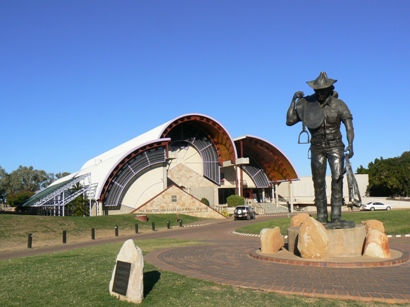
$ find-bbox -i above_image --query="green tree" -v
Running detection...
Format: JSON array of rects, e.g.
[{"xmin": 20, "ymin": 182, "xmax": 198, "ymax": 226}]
[
  {"xmin": 367, "ymin": 152, "xmax": 410, "ymax": 197},
  {"xmin": 355, "ymin": 165, "xmax": 368, "ymax": 174},
  {"xmin": 55, "ymin": 172, "xmax": 71, "ymax": 180},
  {"xmin": 1, "ymin": 165, "xmax": 72, "ymax": 208},
  {"xmin": 5, "ymin": 166, "xmax": 56, "ymax": 207},
  {"xmin": 0, "ymin": 166, "xmax": 9, "ymax": 203},
  {"xmin": 67, "ymin": 195, "xmax": 89, "ymax": 216},
  {"xmin": 6, "ymin": 190, "xmax": 35, "ymax": 207},
  {"xmin": 7, "ymin": 166, "xmax": 54, "ymax": 194}
]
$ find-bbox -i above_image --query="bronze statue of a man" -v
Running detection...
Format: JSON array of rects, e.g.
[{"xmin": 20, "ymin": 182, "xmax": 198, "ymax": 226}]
[{"xmin": 286, "ymin": 72, "xmax": 355, "ymax": 228}]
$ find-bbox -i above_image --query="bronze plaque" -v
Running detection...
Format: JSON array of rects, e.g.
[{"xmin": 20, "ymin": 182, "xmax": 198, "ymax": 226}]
[{"xmin": 112, "ymin": 260, "xmax": 132, "ymax": 296}]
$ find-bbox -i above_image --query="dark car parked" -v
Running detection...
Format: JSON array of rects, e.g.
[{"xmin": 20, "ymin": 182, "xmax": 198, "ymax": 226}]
[{"xmin": 234, "ymin": 205, "xmax": 256, "ymax": 220}]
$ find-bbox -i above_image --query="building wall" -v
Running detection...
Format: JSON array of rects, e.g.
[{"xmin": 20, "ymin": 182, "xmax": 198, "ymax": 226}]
[
  {"xmin": 221, "ymin": 166, "xmax": 236, "ymax": 186},
  {"xmin": 112, "ymin": 166, "xmax": 165, "ymax": 215},
  {"xmin": 168, "ymin": 163, "xmax": 216, "ymax": 199},
  {"xmin": 134, "ymin": 185, "xmax": 225, "ymax": 219},
  {"xmin": 240, "ymin": 167, "xmax": 257, "ymax": 189},
  {"xmin": 220, "ymin": 166, "xmax": 257, "ymax": 190},
  {"xmin": 168, "ymin": 145, "xmax": 203, "ymax": 175},
  {"xmin": 105, "ymin": 141, "xmax": 270, "ymax": 215},
  {"xmin": 110, "ymin": 145, "xmax": 226, "ymax": 214},
  {"xmin": 190, "ymin": 186, "xmax": 216, "ymax": 206},
  {"xmin": 277, "ymin": 174, "xmax": 369, "ymax": 204}
]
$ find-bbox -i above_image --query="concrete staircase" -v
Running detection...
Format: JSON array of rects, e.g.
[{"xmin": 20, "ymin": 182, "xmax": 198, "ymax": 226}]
[{"xmin": 257, "ymin": 202, "xmax": 289, "ymax": 214}]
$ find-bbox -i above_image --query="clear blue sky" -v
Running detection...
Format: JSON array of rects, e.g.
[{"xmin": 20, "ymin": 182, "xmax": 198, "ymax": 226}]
[{"xmin": 1, "ymin": 1, "xmax": 409, "ymax": 177}]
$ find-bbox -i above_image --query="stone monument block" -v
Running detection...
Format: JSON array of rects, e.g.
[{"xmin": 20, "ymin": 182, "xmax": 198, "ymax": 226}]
[
  {"xmin": 363, "ymin": 229, "xmax": 391, "ymax": 258},
  {"xmin": 297, "ymin": 217, "xmax": 330, "ymax": 259},
  {"xmin": 290, "ymin": 213, "xmax": 310, "ymax": 227},
  {"xmin": 109, "ymin": 239, "xmax": 144, "ymax": 304},
  {"xmin": 260, "ymin": 227, "xmax": 284, "ymax": 254}
]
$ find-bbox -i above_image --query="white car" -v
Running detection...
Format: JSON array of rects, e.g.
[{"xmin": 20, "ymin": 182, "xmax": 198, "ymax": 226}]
[{"xmin": 362, "ymin": 202, "xmax": 392, "ymax": 211}]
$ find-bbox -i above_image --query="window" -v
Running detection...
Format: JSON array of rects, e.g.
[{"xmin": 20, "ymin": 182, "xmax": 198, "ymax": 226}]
[{"xmin": 172, "ymin": 195, "xmax": 177, "ymax": 202}]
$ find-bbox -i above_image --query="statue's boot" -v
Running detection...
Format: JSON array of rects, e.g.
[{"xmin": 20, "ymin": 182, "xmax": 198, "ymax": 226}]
[
  {"xmin": 315, "ymin": 199, "xmax": 328, "ymax": 224},
  {"xmin": 326, "ymin": 202, "xmax": 355, "ymax": 229},
  {"xmin": 331, "ymin": 203, "xmax": 343, "ymax": 223}
]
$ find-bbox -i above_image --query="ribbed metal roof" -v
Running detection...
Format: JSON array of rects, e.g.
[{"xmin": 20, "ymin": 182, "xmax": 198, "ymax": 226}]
[{"xmin": 234, "ymin": 135, "xmax": 299, "ymax": 183}]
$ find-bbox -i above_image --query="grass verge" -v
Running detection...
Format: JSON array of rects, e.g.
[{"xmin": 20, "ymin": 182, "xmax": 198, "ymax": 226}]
[
  {"xmin": 0, "ymin": 214, "xmax": 206, "ymax": 251},
  {"xmin": 235, "ymin": 210, "xmax": 410, "ymax": 235}
]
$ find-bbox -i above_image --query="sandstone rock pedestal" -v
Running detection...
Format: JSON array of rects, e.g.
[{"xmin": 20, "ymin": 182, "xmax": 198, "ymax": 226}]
[
  {"xmin": 288, "ymin": 223, "xmax": 366, "ymax": 258},
  {"xmin": 260, "ymin": 227, "xmax": 284, "ymax": 254},
  {"xmin": 363, "ymin": 229, "xmax": 391, "ymax": 258},
  {"xmin": 362, "ymin": 219, "xmax": 385, "ymax": 234},
  {"xmin": 297, "ymin": 217, "xmax": 329, "ymax": 259},
  {"xmin": 290, "ymin": 213, "xmax": 311, "ymax": 228}
]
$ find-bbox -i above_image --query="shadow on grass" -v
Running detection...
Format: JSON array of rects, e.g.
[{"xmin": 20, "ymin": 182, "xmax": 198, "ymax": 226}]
[{"xmin": 144, "ymin": 270, "xmax": 161, "ymax": 296}]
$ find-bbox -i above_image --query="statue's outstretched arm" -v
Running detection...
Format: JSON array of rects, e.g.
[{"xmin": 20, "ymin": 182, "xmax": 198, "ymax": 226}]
[{"xmin": 286, "ymin": 91, "xmax": 303, "ymax": 126}]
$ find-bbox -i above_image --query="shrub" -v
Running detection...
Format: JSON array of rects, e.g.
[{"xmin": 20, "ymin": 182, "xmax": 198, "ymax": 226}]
[
  {"xmin": 67, "ymin": 196, "xmax": 89, "ymax": 216},
  {"xmin": 7, "ymin": 190, "xmax": 34, "ymax": 207},
  {"xmin": 220, "ymin": 209, "xmax": 230, "ymax": 217},
  {"xmin": 200, "ymin": 198, "xmax": 210, "ymax": 206},
  {"xmin": 227, "ymin": 194, "xmax": 244, "ymax": 207}
]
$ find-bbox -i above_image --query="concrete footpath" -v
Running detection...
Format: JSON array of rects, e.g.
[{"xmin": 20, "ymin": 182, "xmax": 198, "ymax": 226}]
[{"xmin": 1, "ymin": 215, "xmax": 410, "ymax": 304}]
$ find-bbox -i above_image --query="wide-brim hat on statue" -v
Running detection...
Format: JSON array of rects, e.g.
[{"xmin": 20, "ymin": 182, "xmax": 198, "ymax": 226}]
[{"xmin": 307, "ymin": 72, "xmax": 337, "ymax": 89}]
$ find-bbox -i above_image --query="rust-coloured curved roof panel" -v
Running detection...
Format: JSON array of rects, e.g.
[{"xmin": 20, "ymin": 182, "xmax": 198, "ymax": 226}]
[
  {"xmin": 234, "ymin": 135, "xmax": 299, "ymax": 183},
  {"xmin": 160, "ymin": 114, "xmax": 237, "ymax": 165}
]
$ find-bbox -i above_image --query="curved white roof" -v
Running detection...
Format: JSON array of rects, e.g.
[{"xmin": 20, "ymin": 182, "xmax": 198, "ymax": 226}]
[
  {"xmin": 30, "ymin": 113, "xmax": 299, "ymax": 211},
  {"xmin": 51, "ymin": 113, "xmax": 236, "ymax": 201}
]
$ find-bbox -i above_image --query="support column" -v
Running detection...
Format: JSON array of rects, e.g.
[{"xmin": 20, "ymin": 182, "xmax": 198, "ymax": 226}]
[
  {"xmin": 240, "ymin": 165, "xmax": 244, "ymax": 197},
  {"xmin": 289, "ymin": 180, "xmax": 294, "ymax": 213},
  {"xmin": 235, "ymin": 166, "xmax": 241, "ymax": 196},
  {"xmin": 274, "ymin": 183, "xmax": 279, "ymax": 207},
  {"xmin": 240, "ymin": 140, "xmax": 244, "ymax": 197},
  {"xmin": 94, "ymin": 200, "xmax": 100, "ymax": 216}
]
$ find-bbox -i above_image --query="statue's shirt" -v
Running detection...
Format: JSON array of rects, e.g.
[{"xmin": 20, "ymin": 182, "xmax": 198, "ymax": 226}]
[{"xmin": 296, "ymin": 94, "xmax": 352, "ymax": 145}]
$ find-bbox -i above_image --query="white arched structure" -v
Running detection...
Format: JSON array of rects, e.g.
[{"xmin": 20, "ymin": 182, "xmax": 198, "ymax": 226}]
[{"xmin": 23, "ymin": 113, "xmax": 299, "ymax": 216}]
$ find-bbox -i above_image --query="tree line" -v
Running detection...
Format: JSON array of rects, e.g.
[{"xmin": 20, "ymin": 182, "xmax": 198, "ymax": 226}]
[
  {"xmin": 0, "ymin": 166, "xmax": 70, "ymax": 207},
  {"xmin": 356, "ymin": 151, "xmax": 410, "ymax": 197},
  {"xmin": 1, "ymin": 151, "xmax": 409, "ymax": 208}
]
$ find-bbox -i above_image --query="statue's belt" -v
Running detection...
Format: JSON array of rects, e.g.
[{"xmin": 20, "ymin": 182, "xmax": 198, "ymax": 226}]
[
  {"xmin": 311, "ymin": 138, "xmax": 343, "ymax": 148},
  {"xmin": 311, "ymin": 132, "xmax": 343, "ymax": 141},
  {"xmin": 295, "ymin": 99, "xmax": 324, "ymax": 129}
]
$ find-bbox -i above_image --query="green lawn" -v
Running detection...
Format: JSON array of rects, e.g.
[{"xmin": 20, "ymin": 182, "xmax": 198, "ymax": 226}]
[
  {"xmin": 235, "ymin": 210, "xmax": 410, "ymax": 235},
  {"xmin": 0, "ymin": 213, "xmax": 206, "ymax": 251},
  {"xmin": 0, "ymin": 239, "xmax": 389, "ymax": 307}
]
